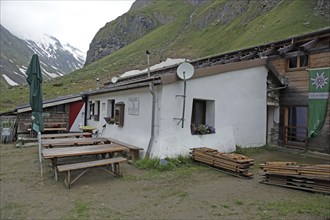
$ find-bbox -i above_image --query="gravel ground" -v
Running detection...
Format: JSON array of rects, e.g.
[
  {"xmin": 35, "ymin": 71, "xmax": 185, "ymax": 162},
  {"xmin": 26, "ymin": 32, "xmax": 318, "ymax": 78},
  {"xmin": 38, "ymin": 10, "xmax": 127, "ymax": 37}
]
[{"xmin": 1, "ymin": 143, "xmax": 330, "ymax": 220}]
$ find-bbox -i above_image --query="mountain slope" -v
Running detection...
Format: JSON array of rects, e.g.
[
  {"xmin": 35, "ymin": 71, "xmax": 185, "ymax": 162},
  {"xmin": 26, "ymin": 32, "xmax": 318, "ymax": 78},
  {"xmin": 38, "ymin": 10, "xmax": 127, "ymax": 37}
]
[
  {"xmin": 0, "ymin": 25, "xmax": 85, "ymax": 85},
  {"xmin": 1, "ymin": 0, "xmax": 329, "ymax": 112},
  {"xmin": 85, "ymin": 0, "xmax": 329, "ymax": 65}
]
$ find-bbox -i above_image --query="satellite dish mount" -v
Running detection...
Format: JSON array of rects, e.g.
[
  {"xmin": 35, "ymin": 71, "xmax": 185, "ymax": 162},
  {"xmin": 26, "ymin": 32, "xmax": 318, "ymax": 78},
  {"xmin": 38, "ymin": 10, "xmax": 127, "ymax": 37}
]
[{"xmin": 174, "ymin": 62, "xmax": 195, "ymax": 128}]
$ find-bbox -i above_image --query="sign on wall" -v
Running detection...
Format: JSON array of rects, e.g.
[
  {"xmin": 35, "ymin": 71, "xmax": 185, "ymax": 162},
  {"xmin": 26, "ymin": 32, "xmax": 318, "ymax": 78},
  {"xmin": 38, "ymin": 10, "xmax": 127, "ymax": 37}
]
[{"xmin": 128, "ymin": 97, "xmax": 140, "ymax": 115}]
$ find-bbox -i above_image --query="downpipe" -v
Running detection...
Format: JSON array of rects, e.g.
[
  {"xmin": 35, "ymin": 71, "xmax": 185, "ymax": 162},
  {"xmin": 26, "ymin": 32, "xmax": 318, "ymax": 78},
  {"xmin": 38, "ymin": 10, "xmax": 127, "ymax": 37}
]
[{"xmin": 145, "ymin": 82, "xmax": 156, "ymax": 158}]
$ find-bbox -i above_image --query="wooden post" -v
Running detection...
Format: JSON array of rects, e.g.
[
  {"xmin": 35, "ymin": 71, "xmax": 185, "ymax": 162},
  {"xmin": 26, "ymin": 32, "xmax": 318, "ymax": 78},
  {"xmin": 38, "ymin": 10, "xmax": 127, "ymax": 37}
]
[{"xmin": 38, "ymin": 132, "xmax": 43, "ymax": 175}]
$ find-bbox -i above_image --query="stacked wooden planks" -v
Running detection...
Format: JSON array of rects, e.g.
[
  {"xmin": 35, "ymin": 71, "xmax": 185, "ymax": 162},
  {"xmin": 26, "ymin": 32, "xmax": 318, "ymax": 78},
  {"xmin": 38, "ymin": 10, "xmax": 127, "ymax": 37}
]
[
  {"xmin": 259, "ymin": 162, "xmax": 330, "ymax": 194},
  {"xmin": 191, "ymin": 147, "xmax": 254, "ymax": 177}
]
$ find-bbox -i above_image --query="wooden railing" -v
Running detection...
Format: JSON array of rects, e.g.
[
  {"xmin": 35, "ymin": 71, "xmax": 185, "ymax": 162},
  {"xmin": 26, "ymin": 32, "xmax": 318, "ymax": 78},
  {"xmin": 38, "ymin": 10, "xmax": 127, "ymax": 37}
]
[{"xmin": 284, "ymin": 125, "xmax": 307, "ymax": 145}]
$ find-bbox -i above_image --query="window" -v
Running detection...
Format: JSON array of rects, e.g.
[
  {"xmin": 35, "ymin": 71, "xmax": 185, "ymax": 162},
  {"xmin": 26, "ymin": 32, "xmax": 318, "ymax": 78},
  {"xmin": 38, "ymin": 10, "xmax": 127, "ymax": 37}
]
[
  {"xmin": 94, "ymin": 100, "xmax": 100, "ymax": 121},
  {"xmin": 191, "ymin": 99, "xmax": 215, "ymax": 135},
  {"xmin": 88, "ymin": 102, "xmax": 94, "ymax": 119},
  {"xmin": 107, "ymin": 99, "xmax": 115, "ymax": 118},
  {"xmin": 55, "ymin": 104, "xmax": 65, "ymax": 113},
  {"xmin": 283, "ymin": 106, "xmax": 307, "ymax": 145},
  {"xmin": 191, "ymin": 100, "xmax": 206, "ymax": 126},
  {"xmin": 287, "ymin": 55, "xmax": 309, "ymax": 69}
]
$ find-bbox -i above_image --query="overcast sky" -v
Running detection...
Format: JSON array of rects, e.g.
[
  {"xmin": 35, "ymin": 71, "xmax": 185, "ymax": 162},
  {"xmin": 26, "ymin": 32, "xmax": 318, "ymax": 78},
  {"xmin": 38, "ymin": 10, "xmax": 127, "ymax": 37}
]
[{"xmin": 0, "ymin": 0, "xmax": 135, "ymax": 53}]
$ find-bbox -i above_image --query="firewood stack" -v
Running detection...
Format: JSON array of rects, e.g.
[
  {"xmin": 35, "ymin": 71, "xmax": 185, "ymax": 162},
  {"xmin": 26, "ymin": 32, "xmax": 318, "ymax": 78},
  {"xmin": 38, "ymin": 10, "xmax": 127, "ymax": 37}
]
[
  {"xmin": 259, "ymin": 162, "xmax": 330, "ymax": 194},
  {"xmin": 190, "ymin": 147, "xmax": 254, "ymax": 177}
]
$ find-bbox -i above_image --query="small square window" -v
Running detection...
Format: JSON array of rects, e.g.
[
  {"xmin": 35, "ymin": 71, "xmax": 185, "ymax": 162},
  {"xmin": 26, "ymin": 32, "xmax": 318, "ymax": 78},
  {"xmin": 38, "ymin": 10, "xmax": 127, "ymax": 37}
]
[{"xmin": 287, "ymin": 54, "xmax": 309, "ymax": 69}]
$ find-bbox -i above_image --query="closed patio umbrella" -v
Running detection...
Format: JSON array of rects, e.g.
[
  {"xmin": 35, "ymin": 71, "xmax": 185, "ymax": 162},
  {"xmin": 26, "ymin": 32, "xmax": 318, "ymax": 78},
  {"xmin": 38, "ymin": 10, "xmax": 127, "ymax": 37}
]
[
  {"xmin": 26, "ymin": 54, "xmax": 44, "ymax": 174},
  {"xmin": 26, "ymin": 54, "xmax": 44, "ymax": 133}
]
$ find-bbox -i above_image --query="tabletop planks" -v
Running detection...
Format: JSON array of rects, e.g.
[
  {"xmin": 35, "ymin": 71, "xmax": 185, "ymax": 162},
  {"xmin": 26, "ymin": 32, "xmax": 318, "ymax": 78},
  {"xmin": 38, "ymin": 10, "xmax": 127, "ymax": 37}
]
[{"xmin": 42, "ymin": 144, "xmax": 127, "ymax": 159}]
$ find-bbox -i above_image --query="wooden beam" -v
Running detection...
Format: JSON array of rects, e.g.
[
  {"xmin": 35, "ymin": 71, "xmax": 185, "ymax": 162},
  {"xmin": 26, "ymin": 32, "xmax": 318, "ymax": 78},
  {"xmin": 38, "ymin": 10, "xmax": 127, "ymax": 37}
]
[
  {"xmin": 259, "ymin": 47, "xmax": 275, "ymax": 57},
  {"xmin": 278, "ymin": 44, "xmax": 295, "ymax": 55},
  {"xmin": 283, "ymin": 51, "xmax": 307, "ymax": 58},
  {"xmin": 240, "ymin": 51, "xmax": 257, "ymax": 61},
  {"xmin": 224, "ymin": 56, "xmax": 239, "ymax": 63},
  {"xmin": 299, "ymin": 38, "xmax": 319, "ymax": 51}
]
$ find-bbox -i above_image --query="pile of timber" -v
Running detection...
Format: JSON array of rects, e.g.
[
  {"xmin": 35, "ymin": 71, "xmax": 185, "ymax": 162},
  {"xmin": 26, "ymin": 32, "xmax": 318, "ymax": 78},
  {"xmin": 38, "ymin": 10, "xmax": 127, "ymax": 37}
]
[
  {"xmin": 259, "ymin": 162, "xmax": 330, "ymax": 194},
  {"xmin": 190, "ymin": 147, "xmax": 254, "ymax": 177}
]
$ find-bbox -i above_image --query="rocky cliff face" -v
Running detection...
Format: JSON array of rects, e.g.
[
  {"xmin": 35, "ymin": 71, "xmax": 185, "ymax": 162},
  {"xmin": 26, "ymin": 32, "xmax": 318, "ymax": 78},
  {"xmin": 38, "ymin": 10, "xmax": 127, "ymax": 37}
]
[
  {"xmin": 85, "ymin": 0, "xmax": 211, "ymax": 66},
  {"xmin": 85, "ymin": 12, "xmax": 159, "ymax": 66}
]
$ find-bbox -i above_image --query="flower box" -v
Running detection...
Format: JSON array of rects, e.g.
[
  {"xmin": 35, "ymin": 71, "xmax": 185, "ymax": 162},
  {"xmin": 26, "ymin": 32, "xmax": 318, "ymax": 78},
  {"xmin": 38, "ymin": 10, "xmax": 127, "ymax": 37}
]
[{"xmin": 104, "ymin": 117, "xmax": 115, "ymax": 124}]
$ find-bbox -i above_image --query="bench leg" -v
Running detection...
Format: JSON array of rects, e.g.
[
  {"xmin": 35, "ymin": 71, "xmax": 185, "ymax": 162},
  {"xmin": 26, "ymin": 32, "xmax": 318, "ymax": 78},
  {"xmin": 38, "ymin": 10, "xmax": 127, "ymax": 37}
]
[
  {"xmin": 51, "ymin": 158, "xmax": 58, "ymax": 181},
  {"xmin": 102, "ymin": 163, "xmax": 123, "ymax": 177},
  {"xmin": 64, "ymin": 168, "xmax": 89, "ymax": 189},
  {"xmin": 113, "ymin": 163, "xmax": 122, "ymax": 177},
  {"xmin": 130, "ymin": 150, "xmax": 139, "ymax": 161},
  {"xmin": 64, "ymin": 170, "xmax": 71, "ymax": 189}
]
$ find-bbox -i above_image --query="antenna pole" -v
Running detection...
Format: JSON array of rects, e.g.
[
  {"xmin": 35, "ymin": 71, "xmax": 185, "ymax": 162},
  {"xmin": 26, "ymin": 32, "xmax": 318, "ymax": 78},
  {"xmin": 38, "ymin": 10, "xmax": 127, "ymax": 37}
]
[
  {"xmin": 181, "ymin": 72, "xmax": 186, "ymax": 128},
  {"xmin": 146, "ymin": 50, "xmax": 150, "ymax": 78}
]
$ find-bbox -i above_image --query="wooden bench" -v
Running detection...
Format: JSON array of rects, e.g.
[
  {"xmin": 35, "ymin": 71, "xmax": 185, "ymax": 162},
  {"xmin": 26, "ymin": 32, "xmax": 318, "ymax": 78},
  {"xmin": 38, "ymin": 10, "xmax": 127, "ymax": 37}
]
[
  {"xmin": 41, "ymin": 132, "xmax": 92, "ymax": 139},
  {"xmin": 28, "ymin": 127, "xmax": 67, "ymax": 132},
  {"xmin": 57, "ymin": 157, "xmax": 127, "ymax": 189},
  {"xmin": 106, "ymin": 138, "xmax": 143, "ymax": 161},
  {"xmin": 27, "ymin": 122, "xmax": 67, "ymax": 135}
]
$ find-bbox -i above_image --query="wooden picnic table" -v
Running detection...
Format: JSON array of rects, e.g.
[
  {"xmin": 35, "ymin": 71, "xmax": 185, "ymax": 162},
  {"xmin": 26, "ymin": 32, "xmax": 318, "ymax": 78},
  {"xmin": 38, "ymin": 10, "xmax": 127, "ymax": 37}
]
[
  {"xmin": 42, "ymin": 144, "xmax": 127, "ymax": 180},
  {"xmin": 26, "ymin": 122, "xmax": 68, "ymax": 136},
  {"xmin": 41, "ymin": 137, "xmax": 110, "ymax": 148},
  {"xmin": 41, "ymin": 132, "xmax": 92, "ymax": 139}
]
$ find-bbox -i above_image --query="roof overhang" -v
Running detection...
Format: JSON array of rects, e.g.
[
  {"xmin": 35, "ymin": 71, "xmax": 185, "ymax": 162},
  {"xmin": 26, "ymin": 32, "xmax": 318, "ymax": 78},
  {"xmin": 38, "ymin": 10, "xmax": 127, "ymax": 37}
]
[
  {"xmin": 86, "ymin": 78, "xmax": 162, "ymax": 97},
  {"xmin": 16, "ymin": 96, "xmax": 83, "ymax": 113},
  {"xmin": 161, "ymin": 58, "xmax": 283, "ymax": 85}
]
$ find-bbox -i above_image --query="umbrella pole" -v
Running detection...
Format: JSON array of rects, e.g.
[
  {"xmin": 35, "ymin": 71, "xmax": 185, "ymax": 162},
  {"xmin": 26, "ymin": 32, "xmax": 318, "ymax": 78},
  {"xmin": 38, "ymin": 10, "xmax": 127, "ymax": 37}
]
[{"xmin": 38, "ymin": 132, "xmax": 43, "ymax": 175}]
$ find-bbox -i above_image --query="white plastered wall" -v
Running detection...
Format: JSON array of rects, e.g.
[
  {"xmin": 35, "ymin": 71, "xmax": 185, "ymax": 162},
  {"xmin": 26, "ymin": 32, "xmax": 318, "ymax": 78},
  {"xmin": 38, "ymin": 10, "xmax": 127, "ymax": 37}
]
[
  {"xmin": 87, "ymin": 65, "xmax": 268, "ymax": 158},
  {"xmin": 87, "ymin": 87, "xmax": 158, "ymax": 153},
  {"xmin": 151, "ymin": 65, "xmax": 268, "ymax": 158}
]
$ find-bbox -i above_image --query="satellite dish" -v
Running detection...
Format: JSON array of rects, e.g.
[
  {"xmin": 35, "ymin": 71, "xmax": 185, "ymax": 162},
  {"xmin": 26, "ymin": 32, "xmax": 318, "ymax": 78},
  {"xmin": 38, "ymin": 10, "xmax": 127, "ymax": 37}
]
[
  {"xmin": 177, "ymin": 62, "xmax": 195, "ymax": 80},
  {"xmin": 111, "ymin": 76, "xmax": 118, "ymax": 83}
]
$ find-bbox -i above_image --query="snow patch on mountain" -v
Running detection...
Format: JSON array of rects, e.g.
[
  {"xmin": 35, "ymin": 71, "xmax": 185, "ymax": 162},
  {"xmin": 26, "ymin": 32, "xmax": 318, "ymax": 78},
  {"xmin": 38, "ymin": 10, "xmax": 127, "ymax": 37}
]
[
  {"xmin": 2, "ymin": 74, "xmax": 19, "ymax": 86},
  {"xmin": 1, "ymin": 24, "xmax": 85, "ymax": 86}
]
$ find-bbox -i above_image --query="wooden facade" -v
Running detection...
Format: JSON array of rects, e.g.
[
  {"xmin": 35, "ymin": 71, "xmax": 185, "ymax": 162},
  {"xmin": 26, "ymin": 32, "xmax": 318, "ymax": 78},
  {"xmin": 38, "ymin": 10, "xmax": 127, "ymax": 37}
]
[
  {"xmin": 270, "ymin": 34, "xmax": 330, "ymax": 153},
  {"xmin": 17, "ymin": 105, "xmax": 69, "ymax": 134},
  {"xmin": 15, "ymin": 94, "xmax": 85, "ymax": 135}
]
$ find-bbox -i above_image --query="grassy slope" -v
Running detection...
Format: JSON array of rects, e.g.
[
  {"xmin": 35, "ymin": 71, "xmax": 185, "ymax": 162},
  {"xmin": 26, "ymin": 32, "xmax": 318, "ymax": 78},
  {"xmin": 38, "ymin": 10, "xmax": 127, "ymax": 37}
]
[{"xmin": 1, "ymin": 0, "xmax": 329, "ymax": 113}]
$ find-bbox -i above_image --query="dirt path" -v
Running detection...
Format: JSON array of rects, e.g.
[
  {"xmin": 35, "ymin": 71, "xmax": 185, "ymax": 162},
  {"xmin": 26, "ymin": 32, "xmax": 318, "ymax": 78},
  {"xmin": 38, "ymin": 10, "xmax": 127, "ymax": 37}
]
[{"xmin": 1, "ymin": 144, "xmax": 329, "ymax": 219}]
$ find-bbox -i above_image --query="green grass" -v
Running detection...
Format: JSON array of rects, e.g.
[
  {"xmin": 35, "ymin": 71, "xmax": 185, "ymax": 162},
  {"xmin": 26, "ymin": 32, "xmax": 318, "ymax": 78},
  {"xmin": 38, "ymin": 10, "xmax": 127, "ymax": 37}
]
[
  {"xmin": 123, "ymin": 155, "xmax": 205, "ymax": 181},
  {"xmin": 67, "ymin": 202, "xmax": 90, "ymax": 220},
  {"xmin": 133, "ymin": 155, "xmax": 195, "ymax": 171},
  {"xmin": 234, "ymin": 145, "xmax": 276, "ymax": 156},
  {"xmin": 257, "ymin": 194, "xmax": 330, "ymax": 219}
]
